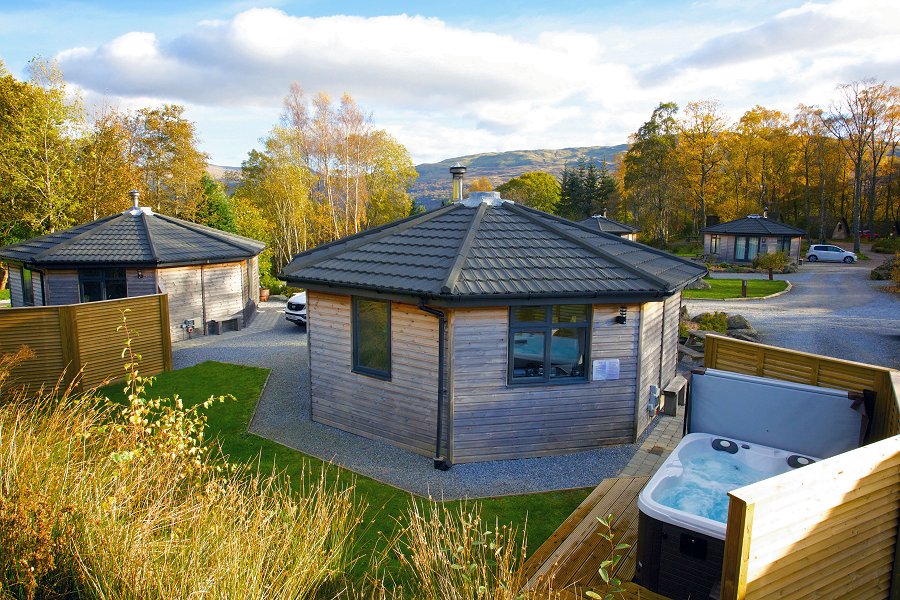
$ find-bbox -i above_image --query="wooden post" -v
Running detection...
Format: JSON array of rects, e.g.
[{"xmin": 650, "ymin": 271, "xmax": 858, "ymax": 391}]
[
  {"xmin": 58, "ymin": 305, "xmax": 81, "ymax": 392},
  {"xmin": 158, "ymin": 294, "xmax": 173, "ymax": 372},
  {"xmin": 720, "ymin": 497, "xmax": 754, "ymax": 600},
  {"xmin": 741, "ymin": 279, "xmax": 747, "ymax": 297}
]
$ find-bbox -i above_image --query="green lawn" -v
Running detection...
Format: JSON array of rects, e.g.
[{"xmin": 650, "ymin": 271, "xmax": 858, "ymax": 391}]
[
  {"xmin": 682, "ymin": 278, "xmax": 788, "ymax": 299},
  {"xmin": 98, "ymin": 362, "xmax": 589, "ymax": 582},
  {"xmin": 0, "ymin": 289, "xmax": 8, "ymax": 300}
]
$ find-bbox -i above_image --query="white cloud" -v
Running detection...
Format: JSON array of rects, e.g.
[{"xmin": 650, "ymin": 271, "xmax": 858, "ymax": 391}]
[{"xmin": 51, "ymin": 2, "xmax": 900, "ymax": 165}]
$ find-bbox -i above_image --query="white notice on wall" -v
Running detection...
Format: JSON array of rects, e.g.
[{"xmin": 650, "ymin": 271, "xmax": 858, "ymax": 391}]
[{"xmin": 592, "ymin": 359, "xmax": 620, "ymax": 381}]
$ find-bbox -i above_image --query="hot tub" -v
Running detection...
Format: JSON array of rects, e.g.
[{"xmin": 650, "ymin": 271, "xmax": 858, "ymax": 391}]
[{"xmin": 634, "ymin": 432, "xmax": 818, "ymax": 599}]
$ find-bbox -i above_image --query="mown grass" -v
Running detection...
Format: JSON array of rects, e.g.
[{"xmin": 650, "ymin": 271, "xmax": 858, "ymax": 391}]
[
  {"xmin": 0, "ymin": 289, "xmax": 9, "ymax": 300},
  {"xmin": 682, "ymin": 278, "xmax": 788, "ymax": 299},
  {"xmin": 97, "ymin": 362, "xmax": 591, "ymax": 586}
]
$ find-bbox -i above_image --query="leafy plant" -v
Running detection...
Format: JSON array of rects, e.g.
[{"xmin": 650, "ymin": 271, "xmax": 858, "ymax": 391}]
[
  {"xmin": 695, "ymin": 311, "xmax": 728, "ymax": 333},
  {"xmin": 586, "ymin": 513, "xmax": 630, "ymax": 600},
  {"xmin": 872, "ymin": 237, "xmax": 900, "ymax": 253},
  {"xmin": 752, "ymin": 251, "xmax": 788, "ymax": 280}
]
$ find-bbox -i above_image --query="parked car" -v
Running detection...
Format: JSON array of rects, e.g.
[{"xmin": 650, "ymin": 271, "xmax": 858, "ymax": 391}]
[
  {"xmin": 285, "ymin": 291, "xmax": 307, "ymax": 326},
  {"xmin": 859, "ymin": 230, "xmax": 879, "ymax": 241},
  {"xmin": 806, "ymin": 245, "xmax": 857, "ymax": 263}
]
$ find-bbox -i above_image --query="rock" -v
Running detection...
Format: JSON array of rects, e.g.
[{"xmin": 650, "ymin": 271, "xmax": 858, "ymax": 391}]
[
  {"xmin": 686, "ymin": 278, "xmax": 712, "ymax": 290},
  {"xmin": 728, "ymin": 328, "xmax": 761, "ymax": 342},
  {"xmin": 870, "ymin": 258, "xmax": 897, "ymax": 281},
  {"xmin": 726, "ymin": 314, "xmax": 752, "ymax": 330},
  {"xmin": 680, "ymin": 305, "xmax": 689, "ymax": 320},
  {"xmin": 783, "ymin": 263, "xmax": 799, "ymax": 273}
]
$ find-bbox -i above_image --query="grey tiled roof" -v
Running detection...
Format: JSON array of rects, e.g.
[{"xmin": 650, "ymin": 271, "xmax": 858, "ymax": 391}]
[
  {"xmin": 703, "ymin": 216, "xmax": 807, "ymax": 236},
  {"xmin": 578, "ymin": 215, "xmax": 639, "ymax": 235},
  {"xmin": 281, "ymin": 196, "xmax": 706, "ymax": 302},
  {"xmin": 0, "ymin": 208, "xmax": 265, "ymax": 266}
]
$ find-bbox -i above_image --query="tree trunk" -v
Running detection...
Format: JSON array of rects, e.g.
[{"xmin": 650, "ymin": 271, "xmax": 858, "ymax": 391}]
[{"xmin": 852, "ymin": 158, "xmax": 863, "ymax": 253}]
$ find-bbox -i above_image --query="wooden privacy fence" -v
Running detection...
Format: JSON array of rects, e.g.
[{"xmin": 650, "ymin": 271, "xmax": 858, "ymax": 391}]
[
  {"xmin": 0, "ymin": 294, "xmax": 172, "ymax": 393},
  {"xmin": 704, "ymin": 334, "xmax": 900, "ymax": 599},
  {"xmin": 704, "ymin": 334, "xmax": 900, "ymax": 441}
]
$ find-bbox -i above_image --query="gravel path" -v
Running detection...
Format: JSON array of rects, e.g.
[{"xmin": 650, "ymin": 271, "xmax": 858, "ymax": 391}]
[
  {"xmin": 686, "ymin": 251, "xmax": 900, "ymax": 369},
  {"xmin": 174, "ymin": 301, "xmax": 658, "ymax": 500}
]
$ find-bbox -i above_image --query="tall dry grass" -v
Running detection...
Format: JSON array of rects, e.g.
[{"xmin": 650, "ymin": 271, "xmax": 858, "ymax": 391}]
[{"xmin": 0, "ymin": 351, "xmax": 361, "ymax": 600}]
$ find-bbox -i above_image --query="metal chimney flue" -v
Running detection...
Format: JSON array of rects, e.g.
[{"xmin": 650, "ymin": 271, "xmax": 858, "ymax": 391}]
[
  {"xmin": 449, "ymin": 164, "xmax": 466, "ymax": 202},
  {"xmin": 129, "ymin": 189, "xmax": 140, "ymax": 208}
]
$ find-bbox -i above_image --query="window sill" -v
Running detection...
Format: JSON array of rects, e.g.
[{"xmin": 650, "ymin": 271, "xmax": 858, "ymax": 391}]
[
  {"xmin": 352, "ymin": 368, "xmax": 392, "ymax": 382},
  {"xmin": 507, "ymin": 377, "xmax": 590, "ymax": 388}
]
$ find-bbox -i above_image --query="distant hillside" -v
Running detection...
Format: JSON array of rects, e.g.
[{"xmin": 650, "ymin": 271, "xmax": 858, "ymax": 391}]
[{"xmin": 411, "ymin": 145, "xmax": 628, "ymax": 209}]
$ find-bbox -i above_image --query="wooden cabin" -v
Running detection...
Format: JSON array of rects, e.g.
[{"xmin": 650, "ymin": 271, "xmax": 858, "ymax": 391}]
[
  {"xmin": 702, "ymin": 214, "xmax": 805, "ymax": 264},
  {"xmin": 578, "ymin": 213, "xmax": 640, "ymax": 241},
  {"xmin": 0, "ymin": 193, "xmax": 265, "ymax": 341},
  {"xmin": 281, "ymin": 192, "xmax": 707, "ymax": 467}
]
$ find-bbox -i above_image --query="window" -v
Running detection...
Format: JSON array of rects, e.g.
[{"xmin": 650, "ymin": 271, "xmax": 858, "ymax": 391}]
[
  {"xmin": 21, "ymin": 268, "xmax": 34, "ymax": 306},
  {"xmin": 79, "ymin": 268, "xmax": 127, "ymax": 302},
  {"xmin": 777, "ymin": 237, "xmax": 791, "ymax": 253},
  {"xmin": 734, "ymin": 236, "xmax": 760, "ymax": 261},
  {"xmin": 352, "ymin": 297, "xmax": 391, "ymax": 379},
  {"xmin": 709, "ymin": 234, "xmax": 720, "ymax": 254},
  {"xmin": 509, "ymin": 304, "xmax": 590, "ymax": 385}
]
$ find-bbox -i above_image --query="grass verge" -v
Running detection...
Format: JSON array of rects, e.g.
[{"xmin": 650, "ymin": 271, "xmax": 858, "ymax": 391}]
[
  {"xmin": 683, "ymin": 278, "xmax": 788, "ymax": 300},
  {"xmin": 97, "ymin": 361, "xmax": 591, "ymax": 586}
]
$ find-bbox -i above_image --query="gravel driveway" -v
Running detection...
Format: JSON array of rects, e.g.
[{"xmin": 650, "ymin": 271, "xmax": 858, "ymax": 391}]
[
  {"xmin": 173, "ymin": 301, "xmax": 655, "ymax": 499},
  {"xmin": 685, "ymin": 252, "xmax": 899, "ymax": 369}
]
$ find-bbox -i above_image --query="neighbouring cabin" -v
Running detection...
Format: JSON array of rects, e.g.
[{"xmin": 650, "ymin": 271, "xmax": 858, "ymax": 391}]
[
  {"xmin": 578, "ymin": 214, "xmax": 640, "ymax": 241},
  {"xmin": 702, "ymin": 214, "xmax": 806, "ymax": 264},
  {"xmin": 282, "ymin": 191, "xmax": 706, "ymax": 466},
  {"xmin": 0, "ymin": 193, "xmax": 265, "ymax": 341}
]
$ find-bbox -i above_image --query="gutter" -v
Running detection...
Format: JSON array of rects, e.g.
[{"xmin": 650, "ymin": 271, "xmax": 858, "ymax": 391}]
[{"xmin": 418, "ymin": 301, "xmax": 451, "ymax": 471}]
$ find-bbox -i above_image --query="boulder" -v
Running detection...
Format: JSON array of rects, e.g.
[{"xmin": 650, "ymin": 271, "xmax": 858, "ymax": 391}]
[
  {"xmin": 870, "ymin": 258, "xmax": 897, "ymax": 281},
  {"xmin": 726, "ymin": 314, "xmax": 752, "ymax": 330},
  {"xmin": 686, "ymin": 278, "xmax": 712, "ymax": 290},
  {"xmin": 728, "ymin": 328, "xmax": 761, "ymax": 342},
  {"xmin": 783, "ymin": 263, "xmax": 799, "ymax": 273},
  {"xmin": 679, "ymin": 305, "xmax": 689, "ymax": 321}
]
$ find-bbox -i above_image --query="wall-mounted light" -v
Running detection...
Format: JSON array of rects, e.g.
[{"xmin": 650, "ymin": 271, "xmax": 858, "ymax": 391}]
[
  {"xmin": 615, "ymin": 306, "xmax": 627, "ymax": 325},
  {"xmin": 136, "ymin": 269, "xmax": 144, "ymax": 279}
]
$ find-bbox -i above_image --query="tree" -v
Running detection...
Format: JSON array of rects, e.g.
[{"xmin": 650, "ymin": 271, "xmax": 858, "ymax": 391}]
[
  {"xmin": 496, "ymin": 172, "xmax": 560, "ymax": 212},
  {"xmin": 197, "ymin": 173, "xmax": 236, "ymax": 232},
  {"xmin": 467, "ymin": 176, "xmax": 493, "ymax": 195},
  {"xmin": 364, "ymin": 129, "xmax": 417, "ymax": 227},
  {"xmin": 822, "ymin": 80, "xmax": 880, "ymax": 253},
  {"xmin": 623, "ymin": 102, "xmax": 680, "ymax": 245},
  {"xmin": 752, "ymin": 251, "xmax": 789, "ymax": 280},
  {"xmin": 678, "ymin": 100, "xmax": 727, "ymax": 233}
]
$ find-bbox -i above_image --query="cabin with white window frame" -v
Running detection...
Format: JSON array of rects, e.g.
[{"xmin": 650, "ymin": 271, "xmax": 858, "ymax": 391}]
[
  {"xmin": 702, "ymin": 214, "xmax": 806, "ymax": 265},
  {"xmin": 0, "ymin": 191, "xmax": 266, "ymax": 340},
  {"xmin": 281, "ymin": 181, "xmax": 706, "ymax": 468}
]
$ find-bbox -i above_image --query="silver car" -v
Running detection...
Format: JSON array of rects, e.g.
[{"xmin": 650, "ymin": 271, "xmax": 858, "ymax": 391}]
[
  {"xmin": 285, "ymin": 291, "xmax": 307, "ymax": 326},
  {"xmin": 806, "ymin": 244, "xmax": 857, "ymax": 263}
]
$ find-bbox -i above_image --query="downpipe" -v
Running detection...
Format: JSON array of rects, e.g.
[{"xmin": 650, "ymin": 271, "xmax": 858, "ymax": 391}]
[{"xmin": 418, "ymin": 302, "xmax": 451, "ymax": 470}]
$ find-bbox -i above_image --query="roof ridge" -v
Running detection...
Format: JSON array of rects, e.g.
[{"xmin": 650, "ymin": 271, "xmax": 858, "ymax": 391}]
[
  {"xmin": 440, "ymin": 201, "xmax": 488, "ymax": 294},
  {"xmin": 503, "ymin": 203, "xmax": 673, "ymax": 291},
  {"xmin": 281, "ymin": 203, "xmax": 463, "ymax": 276},
  {"xmin": 152, "ymin": 213, "xmax": 264, "ymax": 254},
  {"xmin": 513, "ymin": 204, "xmax": 705, "ymax": 278},
  {"xmin": 140, "ymin": 212, "xmax": 161, "ymax": 263},
  {"xmin": 31, "ymin": 213, "xmax": 124, "ymax": 262}
]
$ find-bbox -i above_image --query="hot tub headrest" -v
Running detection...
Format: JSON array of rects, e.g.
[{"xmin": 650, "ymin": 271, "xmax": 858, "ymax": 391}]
[{"xmin": 687, "ymin": 369, "xmax": 867, "ymax": 458}]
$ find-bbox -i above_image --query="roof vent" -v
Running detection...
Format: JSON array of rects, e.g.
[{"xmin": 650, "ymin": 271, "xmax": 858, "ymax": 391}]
[
  {"xmin": 747, "ymin": 214, "xmax": 762, "ymax": 219},
  {"xmin": 449, "ymin": 164, "xmax": 467, "ymax": 202},
  {"xmin": 124, "ymin": 189, "xmax": 153, "ymax": 216},
  {"xmin": 461, "ymin": 191, "xmax": 507, "ymax": 207}
]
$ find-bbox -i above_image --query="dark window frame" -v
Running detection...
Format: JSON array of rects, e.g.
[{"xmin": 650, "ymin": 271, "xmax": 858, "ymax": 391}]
[
  {"xmin": 508, "ymin": 304, "xmax": 592, "ymax": 386},
  {"xmin": 79, "ymin": 268, "xmax": 127, "ymax": 303},
  {"xmin": 709, "ymin": 234, "xmax": 720, "ymax": 254},
  {"xmin": 21, "ymin": 267, "xmax": 34, "ymax": 306},
  {"xmin": 776, "ymin": 237, "xmax": 792, "ymax": 254},
  {"xmin": 351, "ymin": 296, "xmax": 392, "ymax": 381},
  {"xmin": 734, "ymin": 236, "xmax": 761, "ymax": 262}
]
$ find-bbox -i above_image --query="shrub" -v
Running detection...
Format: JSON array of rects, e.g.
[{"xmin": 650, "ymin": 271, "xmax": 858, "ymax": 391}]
[
  {"xmin": 752, "ymin": 251, "xmax": 789, "ymax": 280},
  {"xmin": 872, "ymin": 238, "xmax": 900, "ymax": 253},
  {"xmin": 694, "ymin": 311, "xmax": 728, "ymax": 333},
  {"xmin": 893, "ymin": 253, "xmax": 900, "ymax": 290}
]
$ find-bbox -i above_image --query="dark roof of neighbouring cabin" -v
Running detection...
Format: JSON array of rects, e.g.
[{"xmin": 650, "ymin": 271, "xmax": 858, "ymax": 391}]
[
  {"xmin": 578, "ymin": 215, "xmax": 640, "ymax": 235},
  {"xmin": 0, "ymin": 207, "xmax": 265, "ymax": 267},
  {"xmin": 281, "ymin": 193, "xmax": 706, "ymax": 304},
  {"xmin": 702, "ymin": 215, "xmax": 807, "ymax": 236}
]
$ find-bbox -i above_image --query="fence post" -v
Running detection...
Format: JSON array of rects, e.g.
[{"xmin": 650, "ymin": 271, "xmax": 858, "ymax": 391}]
[
  {"xmin": 741, "ymin": 280, "xmax": 747, "ymax": 297},
  {"xmin": 58, "ymin": 305, "xmax": 81, "ymax": 392},
  {"xmin": 158, "ymin": 294, "xmax": 173, "ymax": 372}
]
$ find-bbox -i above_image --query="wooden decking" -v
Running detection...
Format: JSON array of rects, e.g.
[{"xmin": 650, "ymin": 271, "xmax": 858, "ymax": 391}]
[{"xmin": 522, "ymin": 476, "xmax": 669, "ymax": 600}]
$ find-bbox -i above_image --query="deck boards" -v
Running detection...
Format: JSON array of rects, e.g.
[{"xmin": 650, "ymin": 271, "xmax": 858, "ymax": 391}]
[{"xmin": 523, "ymin": 476, "xmax": 667, "ymax": 600}]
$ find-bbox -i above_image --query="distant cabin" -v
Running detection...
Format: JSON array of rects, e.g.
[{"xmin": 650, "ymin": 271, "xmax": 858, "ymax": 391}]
[
  {"xmin": 578, "ymin": 214, "xmax": 640, "ymax": 241},
  {"xmin": 281, "ymin": 191, "xmax": 706, "ymax": 467},
  {"xmin": 702, "ymin": 215, "xmax": 806, "ymax": 264},
  {"xmin": 0, "ymin": 193, "xmax": 266, "ymax": 340}
]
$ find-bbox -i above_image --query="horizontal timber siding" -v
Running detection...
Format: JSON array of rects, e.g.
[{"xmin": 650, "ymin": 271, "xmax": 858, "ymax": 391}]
[
  {"xmin": 308, "ymin": 292, "xmax": 441, "ymax": 457},
  {"xmin": 126, "ymin": 268, "xmax": 157, "ymax": 297},
  {"xmin": 45, "ymin": 270, "xmax": 80, "ymax": 305},
  {"xmin": 8, "ymin": 267, "xmax": 23, "ymax": 307},
  {"xmin": 636, "ymin": 300, "xmax": 663, "ymax": 436},
  {"xmin": 721, "ymin": 434, "xmax": 900, "ymax": 600},
  {"xmin": 201, "ymin": 263, "xmax": 245, "ymax": 325},
  {"xmin": 449, "ymin": 305, "xmax": 640, "ymax": 463},
  {"xmin": 157, "ymin": 267, "xmax": 204, "ymax": 340},
  {"xmin": 0, "ymin": 294, "xmax": 172, "ymax": 392}
]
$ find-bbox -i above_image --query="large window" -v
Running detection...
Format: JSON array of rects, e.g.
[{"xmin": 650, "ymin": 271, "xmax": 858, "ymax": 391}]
[
  {"xmin": 79, "ymin": 268, "xmax": 127, "ymax": 302},
  {"xmin": 709, "ymin": 234, "xmax": 720, "ymax": 254},
  {"xmin": 734, "ymin": 236, "xmax": 760, "ymax": 262},
  {"xmin": 509, "ymin": 304, "xmax": 590, "ymax": 385},
  {"xmin": 352, "ymin": 297, "xmax": 391, "ymax": 380},
  {"xmin": 777, "ymin": 237, "xmax": 792, "ymax": 254}
]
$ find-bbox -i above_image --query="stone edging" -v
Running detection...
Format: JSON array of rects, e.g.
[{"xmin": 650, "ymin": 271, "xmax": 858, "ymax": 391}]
[{"xmin": 688, "ymin": 281, "xmax": 792, "ymax": 302}]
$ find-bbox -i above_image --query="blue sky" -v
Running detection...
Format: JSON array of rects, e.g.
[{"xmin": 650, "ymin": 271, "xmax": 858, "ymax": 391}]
[{"xmin": 2, "ymin": 1, "xmax": 898, "ymax": 166}]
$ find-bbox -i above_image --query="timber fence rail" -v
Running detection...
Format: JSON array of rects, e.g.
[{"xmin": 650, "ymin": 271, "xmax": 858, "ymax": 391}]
[{"xmin": 0, "ymin": 294, "xmax": 172, "ymax": 393}]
